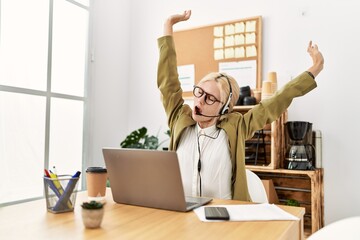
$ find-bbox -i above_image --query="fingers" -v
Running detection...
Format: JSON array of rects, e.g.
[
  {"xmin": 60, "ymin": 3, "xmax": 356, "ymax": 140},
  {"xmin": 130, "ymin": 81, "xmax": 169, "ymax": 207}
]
[
  {"xmin": 308, "ymin": 41, "xmax": 313, "ymax": 51},
  {"xmin": 180, "ymin": 10, "xmax": 191, "ymax": 22},
  {"xmin": 184, "ymin": 10, "xmax": 191, "ymax": 19},
  {"xmin": 307, "ymin": 41, "xmax": 314, "ymax": 53},
  {"xmin": 307, "ymin": 41, "xmax": 319, "ymax": 55},
  {"xmin": 168, "ymin": 10, "xmax": 192, "ymax": 25}
]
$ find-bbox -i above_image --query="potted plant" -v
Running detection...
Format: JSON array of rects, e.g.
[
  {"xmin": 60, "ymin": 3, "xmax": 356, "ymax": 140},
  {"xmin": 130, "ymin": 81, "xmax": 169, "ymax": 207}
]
[
  {"xmin": 286, "ymin": 199, "xmax": 300, "ymax": 207},
  {"xmin": 81, "ymin": 201, "xmax": 104, "ymax": 229},
  {"xmin": 120, "ymin": 126, "xmax": 170, "ymax": 150}
]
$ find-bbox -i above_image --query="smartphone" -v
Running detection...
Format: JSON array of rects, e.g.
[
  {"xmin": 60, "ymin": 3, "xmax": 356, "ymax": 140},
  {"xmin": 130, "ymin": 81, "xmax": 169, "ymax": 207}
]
[{"xmin": 204, "ymin": 207, "xmax": 230, "ymax": 220}]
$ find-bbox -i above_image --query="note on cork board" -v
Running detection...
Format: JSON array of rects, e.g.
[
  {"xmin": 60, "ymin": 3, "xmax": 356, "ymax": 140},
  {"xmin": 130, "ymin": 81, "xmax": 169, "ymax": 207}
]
[{"xmin": 173, "ymin": 16, "xmax": 262, "ymax": 98}]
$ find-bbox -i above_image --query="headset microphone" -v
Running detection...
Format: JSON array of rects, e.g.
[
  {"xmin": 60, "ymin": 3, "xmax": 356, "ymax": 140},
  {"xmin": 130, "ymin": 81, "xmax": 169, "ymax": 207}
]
[{"xmin": 196, "ymin": 112, "xmax": 221, "ymax": 118}]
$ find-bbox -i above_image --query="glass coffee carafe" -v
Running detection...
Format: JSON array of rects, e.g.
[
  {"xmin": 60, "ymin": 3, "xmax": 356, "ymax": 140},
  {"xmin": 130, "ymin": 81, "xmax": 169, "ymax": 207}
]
[{"xmin": 284, "ymin": 121, "xmax": 315, "ymax": 170}]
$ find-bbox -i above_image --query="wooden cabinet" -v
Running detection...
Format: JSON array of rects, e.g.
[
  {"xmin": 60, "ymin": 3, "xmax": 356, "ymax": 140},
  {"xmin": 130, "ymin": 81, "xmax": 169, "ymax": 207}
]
[
  {"xmin": 233, "ymin": 106, "xmax": 287, "ymax": 169},
  {"xmin": 247, "ymin": 168, "xmax": 324, "ymax": 237}
]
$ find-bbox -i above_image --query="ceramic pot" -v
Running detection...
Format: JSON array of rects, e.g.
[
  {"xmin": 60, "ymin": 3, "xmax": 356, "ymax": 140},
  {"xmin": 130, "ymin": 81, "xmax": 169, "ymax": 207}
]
[{"xmin": 81, "ymin": 208, "xmax": 105, "ymax": 229}]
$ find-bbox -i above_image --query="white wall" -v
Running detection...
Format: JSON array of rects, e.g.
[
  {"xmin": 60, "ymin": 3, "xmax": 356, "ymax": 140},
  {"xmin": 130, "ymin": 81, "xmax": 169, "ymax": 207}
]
[
  {"xmin": 90, "ymin": 0, "xmax": 360, "ymax": 225},
  {"xmin": 87, "ymin": 0, "xmax": 131, "ymax": 167}
]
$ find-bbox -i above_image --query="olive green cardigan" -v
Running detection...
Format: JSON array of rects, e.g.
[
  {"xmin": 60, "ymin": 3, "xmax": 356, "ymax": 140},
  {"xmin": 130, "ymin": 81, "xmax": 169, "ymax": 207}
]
[{"xmin": 157, "ymin": 35, "xmax": 317, "ymax": 201}]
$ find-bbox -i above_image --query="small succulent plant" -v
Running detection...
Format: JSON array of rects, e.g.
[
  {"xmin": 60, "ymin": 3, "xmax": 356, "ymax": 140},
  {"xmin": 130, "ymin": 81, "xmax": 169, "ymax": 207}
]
[{"xmin": 81, "ymin": 201, "xmax": 103, "ymax": 209}]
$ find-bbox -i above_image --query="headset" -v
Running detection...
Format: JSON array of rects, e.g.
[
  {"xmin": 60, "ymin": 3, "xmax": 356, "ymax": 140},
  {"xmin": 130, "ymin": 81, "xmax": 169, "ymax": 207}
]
[{"xmin": 217, "ymin": 73, "xmax": 233, "ymax": 115}]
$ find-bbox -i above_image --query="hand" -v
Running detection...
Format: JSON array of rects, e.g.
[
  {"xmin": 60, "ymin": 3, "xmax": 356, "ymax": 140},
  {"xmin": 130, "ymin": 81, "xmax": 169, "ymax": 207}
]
[
  {"xmin": 307, "ymin": 41, "xmax": 324, "ymax": 78},
  {"xmin": 163, "ymin": 10, "xmax": 192, "ymax": 36},
  {"xmin": 168, "ymin": 10, "xmax": 191, "ymax": 25}
]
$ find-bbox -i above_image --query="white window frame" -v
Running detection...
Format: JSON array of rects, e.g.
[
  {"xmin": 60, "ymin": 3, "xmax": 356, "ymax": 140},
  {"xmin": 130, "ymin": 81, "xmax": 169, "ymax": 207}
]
[{"xmin": 0, "ymin": 0, "xmax": 90, "ymax": 206}]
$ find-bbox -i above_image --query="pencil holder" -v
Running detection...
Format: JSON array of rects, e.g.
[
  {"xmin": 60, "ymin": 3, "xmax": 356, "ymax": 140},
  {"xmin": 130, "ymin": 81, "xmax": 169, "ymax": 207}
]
[{"xmin": 43, "ymin": 175, "xmax": 79, "ymax": 213}]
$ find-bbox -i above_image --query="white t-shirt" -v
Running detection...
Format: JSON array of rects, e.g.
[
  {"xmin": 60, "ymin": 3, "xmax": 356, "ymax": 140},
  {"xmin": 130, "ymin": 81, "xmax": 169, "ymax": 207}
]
[{"xmin": 176, "ymin": 124, "xmax": 232, "ymax": 199}]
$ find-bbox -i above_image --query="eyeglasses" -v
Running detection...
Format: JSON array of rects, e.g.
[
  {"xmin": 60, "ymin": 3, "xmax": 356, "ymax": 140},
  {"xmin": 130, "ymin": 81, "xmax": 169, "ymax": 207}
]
[{"xmin": 193, "ymin": 85, "xmax": 222, "ymax": 105}]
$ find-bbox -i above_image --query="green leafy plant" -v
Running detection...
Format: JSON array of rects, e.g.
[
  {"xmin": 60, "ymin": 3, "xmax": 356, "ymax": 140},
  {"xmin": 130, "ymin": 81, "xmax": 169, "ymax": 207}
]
[
  {"xmin": 120, "ymin": 127, "xmax": 170, "ymax": 150},
  {"xmin": 81, "ymin": 201, "xmax": 104, "ymax": 209},
  {"xmin": 286, "ymin": 199, "xmax": 300, "ymax": 207}
]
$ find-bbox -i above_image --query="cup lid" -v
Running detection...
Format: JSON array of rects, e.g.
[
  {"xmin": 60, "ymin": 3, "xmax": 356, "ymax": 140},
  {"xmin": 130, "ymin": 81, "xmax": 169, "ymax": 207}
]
[{"xmin": 86, "ymin": 167, "xmax": 107, "ymax": 173}]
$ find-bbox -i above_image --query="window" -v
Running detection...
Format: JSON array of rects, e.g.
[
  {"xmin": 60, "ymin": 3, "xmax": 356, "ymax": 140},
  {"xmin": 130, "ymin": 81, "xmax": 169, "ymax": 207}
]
[{"xmin": 0, "ymin": 0, "xmax": 89, "ymax": 205}]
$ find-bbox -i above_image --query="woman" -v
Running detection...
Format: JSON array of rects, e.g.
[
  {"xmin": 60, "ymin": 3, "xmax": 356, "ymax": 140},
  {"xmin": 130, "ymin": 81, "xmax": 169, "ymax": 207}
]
[{"xmin": 157, "ymin": 10, "xmax": 324, "ymax": 201}]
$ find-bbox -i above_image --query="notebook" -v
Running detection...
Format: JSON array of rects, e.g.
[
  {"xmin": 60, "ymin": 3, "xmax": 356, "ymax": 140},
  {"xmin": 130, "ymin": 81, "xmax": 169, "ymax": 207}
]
[{"xmin": 102, "ymin": 148, "xmax": 212, "ymax": 212}]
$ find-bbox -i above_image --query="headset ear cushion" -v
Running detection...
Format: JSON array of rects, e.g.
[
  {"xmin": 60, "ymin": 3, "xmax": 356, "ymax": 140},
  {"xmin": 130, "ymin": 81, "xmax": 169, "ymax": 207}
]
[
  {"xmin": 220, "ymin": 93, "xmax": 232, "ymax": 115},
  {"xmin": 220, "ymin": 105, "xmax": 228, "ymax": 115},
  {"xmin": 221, "ymin": 104, "xmax": 229, "ymax": 114},
  {"xmin": 219, "ymin": 106, "xmax": 224, "ymax": 115},
  {"xmin": 217, "ymin": 73, "xmax": 233, "ymax": 115}
]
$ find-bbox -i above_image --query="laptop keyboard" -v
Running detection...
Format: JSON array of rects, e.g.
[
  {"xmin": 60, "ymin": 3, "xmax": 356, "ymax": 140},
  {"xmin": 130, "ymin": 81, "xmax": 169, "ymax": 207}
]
[{"xmin": 186, "ymin": 202, "xmax": 198, "ymax": 208}]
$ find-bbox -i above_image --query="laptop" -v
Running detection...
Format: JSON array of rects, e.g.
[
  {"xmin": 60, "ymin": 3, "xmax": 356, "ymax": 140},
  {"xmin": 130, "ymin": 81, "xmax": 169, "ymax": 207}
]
[{"xmin": 102, "ymin": 148, "xmax": 212, "ymax": 212}]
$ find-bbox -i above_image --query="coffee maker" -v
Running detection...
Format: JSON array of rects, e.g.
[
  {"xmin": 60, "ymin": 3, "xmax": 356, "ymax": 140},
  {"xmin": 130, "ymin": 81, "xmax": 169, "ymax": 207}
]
[{"xmin": 284, "ymin": 121, "xmax": 315, "ymax": 170}]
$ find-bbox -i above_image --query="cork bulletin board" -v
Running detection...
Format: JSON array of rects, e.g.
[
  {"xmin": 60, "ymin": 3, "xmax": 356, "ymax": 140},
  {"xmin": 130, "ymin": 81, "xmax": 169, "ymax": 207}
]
[{"xmin": 173, "ymin": 16, "xmax": 262, "ymax": 98}]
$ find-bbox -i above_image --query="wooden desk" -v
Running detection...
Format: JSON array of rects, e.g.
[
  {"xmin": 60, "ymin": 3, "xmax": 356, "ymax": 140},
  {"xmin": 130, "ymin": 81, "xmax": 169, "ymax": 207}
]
[{"xmin": 0, "ymin": 189, "xmax": 305, "ymax": 240}]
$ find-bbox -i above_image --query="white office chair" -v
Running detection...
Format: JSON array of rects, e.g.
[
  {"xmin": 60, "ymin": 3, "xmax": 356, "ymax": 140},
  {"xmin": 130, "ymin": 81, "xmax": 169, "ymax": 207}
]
[
  {"xmin": 307, "ymin": 216, "xmax": 360, "ymax": 240},
  {"xmin": 245, "ymin": 169, "xmax": 268, "ymax": 203}
]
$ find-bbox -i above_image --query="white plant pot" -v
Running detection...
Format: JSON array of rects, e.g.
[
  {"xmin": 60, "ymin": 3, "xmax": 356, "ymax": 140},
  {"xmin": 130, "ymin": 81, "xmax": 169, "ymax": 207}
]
[{"xmin": 81, "ymin": 208, "xmax": 105, "ymax": 229}]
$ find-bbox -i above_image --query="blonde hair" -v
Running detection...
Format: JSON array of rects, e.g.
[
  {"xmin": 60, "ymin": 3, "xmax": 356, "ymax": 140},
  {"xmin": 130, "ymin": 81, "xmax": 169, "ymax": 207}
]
[{"xmin": 199, "ymin": 72, "xmax": 240, "ymax": 114}]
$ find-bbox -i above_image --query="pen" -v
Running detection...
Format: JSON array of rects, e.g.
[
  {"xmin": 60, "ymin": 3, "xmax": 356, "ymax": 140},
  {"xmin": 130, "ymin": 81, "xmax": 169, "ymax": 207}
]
[
  {"xmin": 44, "ymin": 169, "xmax": 64, "ymax": 198},
  {"xmin": 44, "ymin": 169, "xmax": 51, "ymax": 178},
  {"xmin": 53, "ymin": 173, "xmax": 80, "ymax": 211},
  {"xmin": 49, "ymin": 171, "xmax": 64, "ymax": 195},
  {"xmin": 72, "ymin": 171, "xmax": 81, "ymax": 178}
]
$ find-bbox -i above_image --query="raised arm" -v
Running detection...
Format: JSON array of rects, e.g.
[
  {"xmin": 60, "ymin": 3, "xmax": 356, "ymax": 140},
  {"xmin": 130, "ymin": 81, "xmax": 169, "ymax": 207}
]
[
  {"xmin": 307, "ymin": 41, "xmax": 324, "ymax": 78},
  {"xmin": 163, "ymin": 10, "xmax": 191, "ymax": 36}
]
